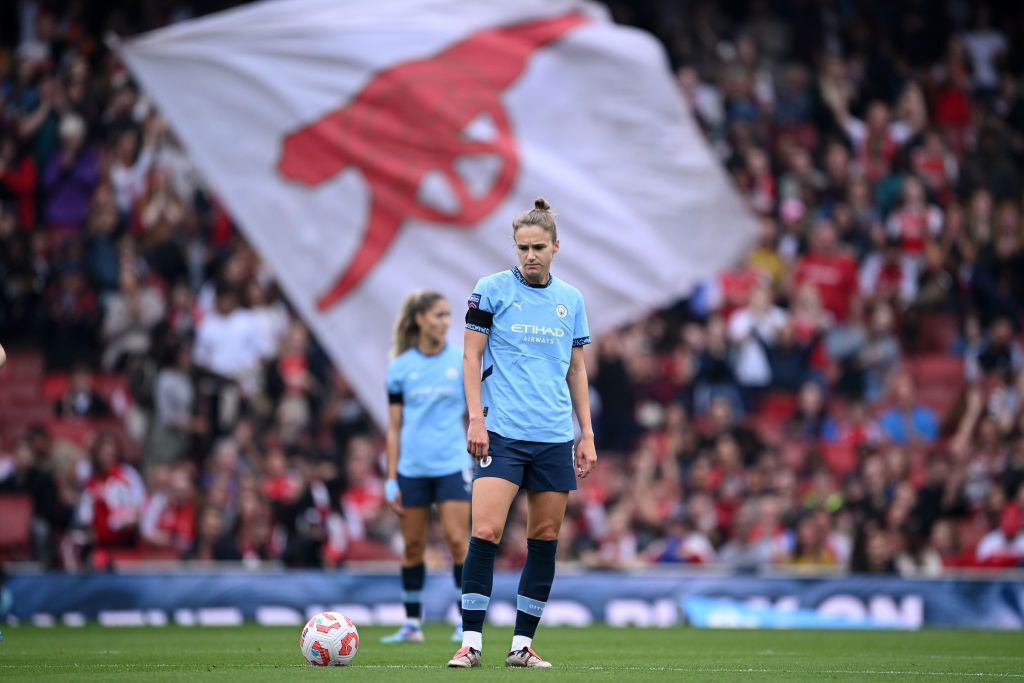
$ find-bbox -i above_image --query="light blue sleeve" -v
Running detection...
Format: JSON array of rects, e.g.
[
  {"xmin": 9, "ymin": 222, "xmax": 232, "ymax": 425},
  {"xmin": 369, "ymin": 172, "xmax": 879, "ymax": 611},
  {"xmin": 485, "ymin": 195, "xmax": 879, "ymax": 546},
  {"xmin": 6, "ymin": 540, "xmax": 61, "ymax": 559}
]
[
  {"xmin": 572, "ymin": 290, "xmax": 591, "ymax": 347},
  {"xmin": 385, "ymin": 356, "xmax": 404, "ymax": 398},
  {"xmin": 466, "ymin": 276, "xmax": 498, "ymax": 335}
]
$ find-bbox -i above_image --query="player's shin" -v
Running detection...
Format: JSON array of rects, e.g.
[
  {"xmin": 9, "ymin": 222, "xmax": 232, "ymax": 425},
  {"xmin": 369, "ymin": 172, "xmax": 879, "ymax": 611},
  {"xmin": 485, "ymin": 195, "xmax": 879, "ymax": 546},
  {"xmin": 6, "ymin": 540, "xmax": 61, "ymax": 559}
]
[
  {"xmin": 460, "ymin": 537, "xmax": 498, "ymax": 650},
  {"xmin": 512, "ymin": 538, "xmax": 557, "ymax": 651},
  {"xmin": 401, "ymin": 563, "xmax": 425, "ymax": 625}
]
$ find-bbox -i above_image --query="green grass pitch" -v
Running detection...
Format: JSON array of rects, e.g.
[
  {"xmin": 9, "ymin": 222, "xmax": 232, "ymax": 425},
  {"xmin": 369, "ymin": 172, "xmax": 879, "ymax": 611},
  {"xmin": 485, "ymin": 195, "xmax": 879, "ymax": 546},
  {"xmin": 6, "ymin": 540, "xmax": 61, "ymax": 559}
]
[{"xmin": 1, "ymin": 624, "xmax": 1023, "ymax": 681}]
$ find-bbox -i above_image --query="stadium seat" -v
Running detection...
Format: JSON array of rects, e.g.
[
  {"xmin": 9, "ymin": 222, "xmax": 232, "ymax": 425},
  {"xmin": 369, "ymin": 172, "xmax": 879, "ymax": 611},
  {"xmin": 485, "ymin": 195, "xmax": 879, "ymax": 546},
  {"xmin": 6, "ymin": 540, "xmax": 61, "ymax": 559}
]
[
  {"xmin": 41, "ymin": 373, "xmax": 71, "ymax": 402},
  {"xmin": 0, "ymin": 494, "xmax": 33, "ymax": 560},
  {"xmin": 2, "ymin": 351, "xmax": 45, "ymax": 381},
  {"xmin": 345, "ymin": 539, "xmax": 397, "ymax": 562},
  {"xmin": 909, "ymin": 354, "xmax": 964, "ymax": 385},
  {"xmin": 820, "ymin": 443, "xmax": 858, "ymax": 478},
  {"xmin": 758, "ymin": 391, "xmax": 797, "ymax": 422},
  {"xmin": 913, "ymin": 311, "xmax": 960, "ymax": 354}
]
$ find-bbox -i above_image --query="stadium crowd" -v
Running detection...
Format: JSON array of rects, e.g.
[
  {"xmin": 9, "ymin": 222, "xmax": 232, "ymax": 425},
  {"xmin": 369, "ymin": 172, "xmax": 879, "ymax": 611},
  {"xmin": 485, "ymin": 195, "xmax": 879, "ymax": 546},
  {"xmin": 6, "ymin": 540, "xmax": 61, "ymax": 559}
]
[{"xmin": 1, "ymin": 0, "xmax": 1024, "ymax": 574}]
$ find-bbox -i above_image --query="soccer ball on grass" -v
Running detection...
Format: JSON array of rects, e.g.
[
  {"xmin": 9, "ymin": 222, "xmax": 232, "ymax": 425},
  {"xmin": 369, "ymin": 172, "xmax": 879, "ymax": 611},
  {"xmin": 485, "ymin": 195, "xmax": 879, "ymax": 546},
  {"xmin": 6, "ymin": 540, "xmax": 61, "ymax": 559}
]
[{"xmin": 299, "ymin": 611, "xmax": 359, "ymax": 667}]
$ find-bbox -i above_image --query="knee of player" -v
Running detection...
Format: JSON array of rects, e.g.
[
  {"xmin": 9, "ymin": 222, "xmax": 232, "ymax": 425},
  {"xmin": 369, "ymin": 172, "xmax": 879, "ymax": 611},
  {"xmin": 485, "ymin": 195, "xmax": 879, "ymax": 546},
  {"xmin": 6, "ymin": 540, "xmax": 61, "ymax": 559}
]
[
  {"xmin": 445, "ymin": 534, "xmax": 468, "ymax": 555},
  {"xmin": 403, "ymin": 541, "xmax": 426, "ymax": 562},
  {"xmin": 528, "ymin": 525, "xmax": 560, "ymax": 541},
  {"xmin": 471, "ymin": 524, "xmax": 503, "ymax": 544}
]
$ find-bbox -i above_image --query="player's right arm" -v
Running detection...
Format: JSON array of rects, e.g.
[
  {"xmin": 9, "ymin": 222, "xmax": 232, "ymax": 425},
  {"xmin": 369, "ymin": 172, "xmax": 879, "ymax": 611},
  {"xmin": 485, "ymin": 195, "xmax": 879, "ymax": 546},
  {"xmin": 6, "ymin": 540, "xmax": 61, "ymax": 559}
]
[
  {"xmin": 0, "ymin": 342, "xmax": 6, "ymax": 369},
  {"xmin": 464, "ymin": 281, "xmax": 495, "ymax": 461},
  {"xmin": 384, "ymin": 402, "xmax": 404, "ymax": 515},
  {"xmin": 385, "ymin": 362, "xmax": 405, "ymax": 515},
  {"xmin": 463, "ymin": 329, "xmax": 488, "ymax": 461}
]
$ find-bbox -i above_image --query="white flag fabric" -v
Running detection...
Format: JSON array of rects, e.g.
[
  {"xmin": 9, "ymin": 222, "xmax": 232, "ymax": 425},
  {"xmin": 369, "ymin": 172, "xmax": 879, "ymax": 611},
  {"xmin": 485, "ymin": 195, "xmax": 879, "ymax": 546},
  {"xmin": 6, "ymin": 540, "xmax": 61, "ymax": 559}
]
[{"xmin": 121, "ymin": 0, "xmax": 757, "ymax": 427}]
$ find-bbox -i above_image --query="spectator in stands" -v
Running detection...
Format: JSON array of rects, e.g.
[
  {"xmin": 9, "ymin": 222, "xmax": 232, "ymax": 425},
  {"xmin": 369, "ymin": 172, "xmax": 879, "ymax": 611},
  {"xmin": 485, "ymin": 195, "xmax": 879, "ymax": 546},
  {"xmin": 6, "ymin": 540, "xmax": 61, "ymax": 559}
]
[
  {"xmin": 974, "ymin": 317, "xmax": 1024, "ymax": 379},
  {"xmin": 718, "ymin": 496, "xmax": 789, "ymax": 570},
  {"xmin": 792, "ymin": 220, "xmax": 858, "ymax": 322},
  {"xmin": 75, "ymin": 432, "xmax": 146, "ymax": 564},
  {"xmin": 235, "ymin": 485, "xmax": 274, "ymax": 562},
  {"xmin": 788, "ymin": 511, "xmax": 839, "ymax": 568},
  {"xmin": 339, "ymin": 435, "xmax": 388, "ymax": 544},
  {"xmin": 42, "ymin": 114, "xmax": 98, "ymax": 234},
  {"xmin": 850, "ymin": 523, "xmax": 897, "ymax": 574},
  {"xmin": 859, "ymin": 236, "xmax": 917, "ymax": 308},
  {"xmin": 728, "ymin": 282, "xmax": 788, "ymax": 402},
  {"xmin": 0, "ymin": 134, "xmax": 38, "ymax": 229},
  {"xmin": 700, "ymin": 395, "xmax": 762, "ymax": 464},
  {"xmin": 975, "ymin": 502, "xmax": 1024, "ymax": 565},
  {"xmin": 145, "ymin": 342, "xmax": 196, "ymax": 469},
  {"xmin": 109, "ymin": 121, "xmax": 157, "ymax": 221},
  {"xmin": 189, "ymin": 505, "xmax": 241, "ymax": 562},
  {"xmin": 279, "ymin": 455, "xmax": 347, "ymax": 567},
  {"xmin": 895, "ymin": 527, "xmax": 945, "ymax": 577},
  {"xmin": 785, "ymin": 381, "xmax": 837, "ymax": 443},
  {"xmin": 100, "ymin": 263, "xmax": 166, "ymax": 371},
  {"xmin": 879, "ymin": 371, "xmax": 939, "ymax": 446},
  {"xmin": 194, "ymin": 282, "xmax": 264, "ymax": 394},
  {"xmin": 761, "ymin": 317, "xmax": 819, "ymax": 392},
  {"xmin": 83, "ymin": 182, "xmax": 122, "ymax": 297},
  {"xmin": 925, "ymin": 519, "xmax": 971, "ymax": 569},
  {"xmin": 41, "ymin": 263, "xmax": 100, "ymax": 370},
  {"xmin": 693, "ymin": 315, "xmax": 744, "ymax": 415},
  {"xmin": 837, "ymin": 302, "xmax": 901, "ymax": 403},
  {"xmin": 0, "ymin": 435, "xmax": 63, "ymax": 565},
  {"xmin": 140, "ymin": 462, "xmax": 198, "ymax": 555},
  {"xmin": 647, "ymin": 513, "xmax": 716, "ymax": 564},
  {"xmin": 53, "ymin": 364, "xmax": 109, "ymax": 418},
  {"xmin": 886, "ymin": 176, "xmax": 944, "ymax": 260}
]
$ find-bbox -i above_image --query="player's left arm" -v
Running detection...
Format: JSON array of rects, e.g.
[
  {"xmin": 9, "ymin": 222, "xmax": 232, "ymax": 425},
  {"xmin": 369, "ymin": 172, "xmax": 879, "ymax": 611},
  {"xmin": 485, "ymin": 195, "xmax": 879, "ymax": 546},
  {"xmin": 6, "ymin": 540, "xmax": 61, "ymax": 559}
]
[{"xmin": 566, "ymin": 345, "xmax": 596, "ymax": 479}]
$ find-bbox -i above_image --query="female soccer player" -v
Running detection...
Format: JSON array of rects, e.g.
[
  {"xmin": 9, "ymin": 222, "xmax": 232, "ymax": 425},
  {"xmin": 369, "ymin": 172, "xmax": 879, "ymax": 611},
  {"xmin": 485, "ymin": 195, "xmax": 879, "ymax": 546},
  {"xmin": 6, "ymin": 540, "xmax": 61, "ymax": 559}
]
[
  {"xmin": 447, "ymin": 198, "xmax": 597, "ymax": 669},
  {"xmin": 381, "ymin": 291, "xmax": 471, "ymax": 644}
]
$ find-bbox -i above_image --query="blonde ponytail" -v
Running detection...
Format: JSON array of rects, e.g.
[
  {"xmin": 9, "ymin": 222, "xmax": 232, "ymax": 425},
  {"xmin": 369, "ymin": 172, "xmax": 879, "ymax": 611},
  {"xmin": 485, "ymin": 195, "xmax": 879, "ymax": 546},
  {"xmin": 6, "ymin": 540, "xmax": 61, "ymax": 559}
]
[{"xmin": 391, "ymin": 290, "xmax": 445, "ymax": 357}]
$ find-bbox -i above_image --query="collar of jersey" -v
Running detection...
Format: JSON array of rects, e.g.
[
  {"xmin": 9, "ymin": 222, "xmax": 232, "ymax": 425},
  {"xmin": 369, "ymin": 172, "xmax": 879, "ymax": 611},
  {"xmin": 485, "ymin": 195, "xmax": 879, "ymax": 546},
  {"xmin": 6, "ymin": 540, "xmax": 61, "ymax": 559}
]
[
  {"xmin": 512, "ymin": 267, "xmax": 553, "ymax": 289},
  {"xmin": 414, "ymin": 343, "xmax": 447, "ymax": 358}
]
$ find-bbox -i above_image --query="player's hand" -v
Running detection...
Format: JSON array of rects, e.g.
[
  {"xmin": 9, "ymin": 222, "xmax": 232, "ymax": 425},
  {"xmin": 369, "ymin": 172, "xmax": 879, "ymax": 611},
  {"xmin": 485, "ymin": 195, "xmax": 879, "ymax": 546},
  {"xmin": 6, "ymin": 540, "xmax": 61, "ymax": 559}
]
[
  {"xmin": 385, "ymin": 478, "xmax": 404, "ymax": 516},
  {"xmin": 575, "ymin": 435, "xmax": 597, "ymax": 479},
  {"xmin": 466, "ymin": 417, "xmax": 489, "ymax": 461}
]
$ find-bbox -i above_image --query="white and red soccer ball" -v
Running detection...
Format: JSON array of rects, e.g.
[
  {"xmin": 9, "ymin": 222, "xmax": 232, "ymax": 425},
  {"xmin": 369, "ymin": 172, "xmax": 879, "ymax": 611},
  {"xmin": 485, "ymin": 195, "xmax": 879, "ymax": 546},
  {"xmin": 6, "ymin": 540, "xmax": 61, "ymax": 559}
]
[{"xmin": 300, "ymin": 611, "xmax": 359, "ymax": 667}]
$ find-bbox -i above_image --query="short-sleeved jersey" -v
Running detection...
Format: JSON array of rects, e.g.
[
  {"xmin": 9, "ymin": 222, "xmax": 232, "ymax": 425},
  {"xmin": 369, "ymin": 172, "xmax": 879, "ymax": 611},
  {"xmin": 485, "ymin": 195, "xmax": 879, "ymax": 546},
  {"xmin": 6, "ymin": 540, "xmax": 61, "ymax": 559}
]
[
  {"xmin": 465, "ymin": 267, "xmax": 590, "ymax": 443},
  {"xmin": 386, "ymin": 345, "xmax": 470, "ymax": 477}
]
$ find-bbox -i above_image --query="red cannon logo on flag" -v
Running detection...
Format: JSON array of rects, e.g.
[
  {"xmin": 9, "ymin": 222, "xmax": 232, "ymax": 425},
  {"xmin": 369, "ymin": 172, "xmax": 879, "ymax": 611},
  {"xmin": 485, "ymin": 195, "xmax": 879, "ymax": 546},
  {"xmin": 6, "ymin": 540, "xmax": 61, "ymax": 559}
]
[{"xmin": 278, "ymin": 14, "xmax": 587, "ymax": 311}]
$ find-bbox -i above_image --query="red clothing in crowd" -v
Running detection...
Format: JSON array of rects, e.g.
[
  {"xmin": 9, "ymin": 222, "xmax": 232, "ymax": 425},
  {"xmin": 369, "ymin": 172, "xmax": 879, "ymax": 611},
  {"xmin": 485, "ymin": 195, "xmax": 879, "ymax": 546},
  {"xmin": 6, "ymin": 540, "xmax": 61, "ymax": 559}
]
[
  {"xmin": 143, "ymin": 494, "xmax": 198, "ymax": 551},
  {"xmin": 793, "ymin": 252, "xmax": 858, "ymax": 321},
  {"xmin": 79, "ymin": 463, "xmax": 146, "ymax": 546},
  {"xmin": 0, "ymin": 155, "xmax": 38, "ymax": 229},
  {"xmin": 887, "ymin": 205, "xmax": 942, "ymax": 255},
  {"xmin": 718, "ymin": 266, "xmax": 763, "ymax": 319}
]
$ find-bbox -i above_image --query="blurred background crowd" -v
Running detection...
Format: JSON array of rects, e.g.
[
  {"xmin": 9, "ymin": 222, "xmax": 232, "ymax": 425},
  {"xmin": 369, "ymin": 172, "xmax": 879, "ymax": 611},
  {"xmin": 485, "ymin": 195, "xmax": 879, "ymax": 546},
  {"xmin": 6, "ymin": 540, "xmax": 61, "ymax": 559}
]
[{"xmin": 1, "ymin": 0, "xmax": 1024, "ymax": 574}]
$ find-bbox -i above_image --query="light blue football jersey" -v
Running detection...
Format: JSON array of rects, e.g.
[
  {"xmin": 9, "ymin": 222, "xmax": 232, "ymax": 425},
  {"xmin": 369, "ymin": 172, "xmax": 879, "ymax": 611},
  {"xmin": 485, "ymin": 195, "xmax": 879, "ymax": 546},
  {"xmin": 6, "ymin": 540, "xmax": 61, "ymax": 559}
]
[
  {"xmin": 386, "ymin": 345, "xmax": 470, "ymax": 477},
  {"xmin": 466, "ymin": 267, "xmax": 591, "ymax": 443}
]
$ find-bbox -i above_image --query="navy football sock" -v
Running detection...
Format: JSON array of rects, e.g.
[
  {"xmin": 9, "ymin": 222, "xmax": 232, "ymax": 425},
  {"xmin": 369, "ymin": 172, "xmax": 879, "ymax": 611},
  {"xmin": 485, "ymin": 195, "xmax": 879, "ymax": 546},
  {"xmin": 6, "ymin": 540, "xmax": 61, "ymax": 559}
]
[
  {"xmin": 461, "ymin": 537, "xmax": 498, "ymax": 634},
  {"xmin": 453, "ymin": 563, "xmax": 463, "ymax": 590},
  {"xmin": 513, "ymin": 538, "xmax": 557, "ymax": 639},
  {"xmin": 401, "ymin": 563, "xmax": 425, "ymax": 622}
]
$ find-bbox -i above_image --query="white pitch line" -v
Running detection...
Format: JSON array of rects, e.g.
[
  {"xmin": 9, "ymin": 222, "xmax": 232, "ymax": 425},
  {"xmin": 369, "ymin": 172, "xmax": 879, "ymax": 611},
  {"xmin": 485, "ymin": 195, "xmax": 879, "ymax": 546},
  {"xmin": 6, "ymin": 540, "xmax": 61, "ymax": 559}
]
[{"xmin": 2, "ymin": 663, "xmax": 1023, "ymax": 677}]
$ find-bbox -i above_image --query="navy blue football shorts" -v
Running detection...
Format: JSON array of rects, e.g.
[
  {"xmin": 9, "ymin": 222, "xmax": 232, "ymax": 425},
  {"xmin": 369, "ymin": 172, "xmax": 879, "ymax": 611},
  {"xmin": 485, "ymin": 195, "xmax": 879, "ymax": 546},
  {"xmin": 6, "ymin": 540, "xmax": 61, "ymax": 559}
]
[
  {"xmin": 473, "ymin": 431, "xmax": 577, "ymax": 492},
  {"xmin": 398, "ymin": 469, "xmax": 472, "ymax": 507}
]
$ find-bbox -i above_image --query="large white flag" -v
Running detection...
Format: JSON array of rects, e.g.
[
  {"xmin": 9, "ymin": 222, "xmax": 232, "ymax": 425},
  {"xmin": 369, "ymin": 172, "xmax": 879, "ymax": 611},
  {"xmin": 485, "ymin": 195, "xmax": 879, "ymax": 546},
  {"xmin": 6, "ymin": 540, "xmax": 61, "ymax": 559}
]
[{"xmin": 121, "ymin": 0, "xmax": 756, "ymax": 426}]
